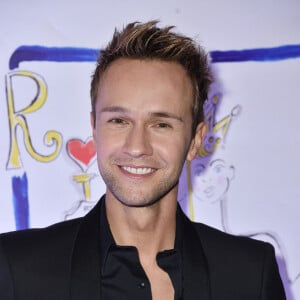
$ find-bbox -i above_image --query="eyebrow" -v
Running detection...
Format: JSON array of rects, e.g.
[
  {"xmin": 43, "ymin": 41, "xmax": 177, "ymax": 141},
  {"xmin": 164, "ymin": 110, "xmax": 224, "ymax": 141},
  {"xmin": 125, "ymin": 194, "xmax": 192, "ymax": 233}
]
[
  {"xmin": 99, "ymin": 106, "xmax": 184, "ymax": 122},
  {"xmin": 209, "ymin": 159, "xmax": 225, "ymax": 167},
  {"xmin": 100, "ymin": 106, "xmax": 128, "ymax": 113},
  {"xmin": 150, "ymin": 112, "xmax": 183, "ymax": 123}
]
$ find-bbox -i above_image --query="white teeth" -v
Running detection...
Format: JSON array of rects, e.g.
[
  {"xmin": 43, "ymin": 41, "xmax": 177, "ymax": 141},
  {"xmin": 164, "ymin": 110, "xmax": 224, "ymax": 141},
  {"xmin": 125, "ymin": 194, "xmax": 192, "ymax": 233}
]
[{"xmin": 122, "ymin": 166, "xmax": 154, "ymax": 175}]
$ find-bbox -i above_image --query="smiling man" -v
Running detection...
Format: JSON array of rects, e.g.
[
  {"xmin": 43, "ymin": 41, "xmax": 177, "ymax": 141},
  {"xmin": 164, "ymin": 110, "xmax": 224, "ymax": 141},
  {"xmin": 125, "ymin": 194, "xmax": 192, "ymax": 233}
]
[{"xmin": 0, "ymin": 21, "xmax": 286, "ymax": 299}]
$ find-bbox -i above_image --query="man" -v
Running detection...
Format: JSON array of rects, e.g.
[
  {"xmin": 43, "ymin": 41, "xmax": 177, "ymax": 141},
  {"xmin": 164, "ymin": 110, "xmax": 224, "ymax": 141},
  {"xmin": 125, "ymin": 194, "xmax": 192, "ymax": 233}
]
[{"xmin": 0, "ymin": 21, "xmax": 285, "ymax": 299}]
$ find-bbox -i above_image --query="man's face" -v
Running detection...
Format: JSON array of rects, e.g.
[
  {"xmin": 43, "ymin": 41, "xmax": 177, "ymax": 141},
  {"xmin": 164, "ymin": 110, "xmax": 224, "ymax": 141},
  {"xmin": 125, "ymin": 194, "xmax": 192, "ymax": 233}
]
[{"xmin": 92, "ymin": 58, "xmax": 202, "ymax": 207}]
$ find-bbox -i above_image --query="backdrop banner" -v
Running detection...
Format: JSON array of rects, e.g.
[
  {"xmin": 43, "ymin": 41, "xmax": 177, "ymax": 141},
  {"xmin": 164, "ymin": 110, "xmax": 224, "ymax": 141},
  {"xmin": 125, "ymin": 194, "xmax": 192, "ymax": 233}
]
[{"xmin": 0, "ymin": 1, "xmax": 299, "ymax": 298}]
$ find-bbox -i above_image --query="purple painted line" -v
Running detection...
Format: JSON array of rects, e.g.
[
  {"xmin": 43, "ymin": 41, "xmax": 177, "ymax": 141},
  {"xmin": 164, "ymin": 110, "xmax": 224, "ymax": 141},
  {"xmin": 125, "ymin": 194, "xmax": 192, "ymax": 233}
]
[{"xmin": 12, "ymin": 173, "xmax": 30, "ymax": 230}]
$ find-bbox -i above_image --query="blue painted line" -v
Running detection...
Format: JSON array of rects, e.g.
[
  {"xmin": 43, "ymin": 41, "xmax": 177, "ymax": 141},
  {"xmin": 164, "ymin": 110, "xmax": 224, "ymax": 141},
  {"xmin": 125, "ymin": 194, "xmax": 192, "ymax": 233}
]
[
  {"xmin": 12, "ymin": 173, "xmax": 30, "ymax": 230},
  {"xmin": 9, "ymin": 44, "xmax": 300, "ymax": 69},
  {"xmin": 210, "ymin": 44, "xmax": 300, "ymax": 63},
  {"xmin": 9, "ymin": 46, "xmax": 100, "ymax": 69}
]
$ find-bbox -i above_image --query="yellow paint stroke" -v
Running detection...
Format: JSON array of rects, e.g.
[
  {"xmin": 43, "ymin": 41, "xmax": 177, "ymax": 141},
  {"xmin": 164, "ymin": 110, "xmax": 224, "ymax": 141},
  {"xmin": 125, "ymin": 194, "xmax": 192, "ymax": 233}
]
[
  {"xmin": 6, "ymin": 70, "xmax": 62, "ymax": 169},
  {"xmin": 73, "ymin": 173, "xmax": 96, "ymax": 201},
  {"xmin": 186, "ymin": 161, "xmax": 195, "ymax": 221}
]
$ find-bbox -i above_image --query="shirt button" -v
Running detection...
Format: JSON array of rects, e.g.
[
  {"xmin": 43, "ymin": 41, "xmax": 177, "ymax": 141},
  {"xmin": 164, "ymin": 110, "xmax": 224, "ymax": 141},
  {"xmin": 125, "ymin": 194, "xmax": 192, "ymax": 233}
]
[{"xmin": 138, "ymin": 282, "xmax": 145, "ymax": 289}]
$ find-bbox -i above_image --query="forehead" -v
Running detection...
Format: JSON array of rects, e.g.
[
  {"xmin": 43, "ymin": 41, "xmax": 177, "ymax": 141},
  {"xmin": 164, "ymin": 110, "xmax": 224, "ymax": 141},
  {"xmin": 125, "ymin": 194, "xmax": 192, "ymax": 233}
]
[
  {"xmin": 96, "ymin": 58, "xmax": 193, "ymax": 112},
  {"xmin": 100, "ymin": 58, "xmax": 192, "ymax": 89}
]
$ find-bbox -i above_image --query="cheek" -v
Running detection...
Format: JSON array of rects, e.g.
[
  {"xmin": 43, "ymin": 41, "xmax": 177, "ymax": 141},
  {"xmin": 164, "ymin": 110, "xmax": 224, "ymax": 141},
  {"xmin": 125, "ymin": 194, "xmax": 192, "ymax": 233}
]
[
  {"xmin": 94, "ymin": 124, "xmax": 124, "ymax": 147},
  {"xmin": 94, "ymin": 128, "xmax": 120, "ymax": 156},
  {"xmin": 193, "ymin": 177, "xmax": 203, "ymax": 191},
  {"xmin": 156, "ymin": 135, "xmax": 190, "ymax": 163},
  {"xmin": 216, "ymin": 175, "xmax": 227, "ymax": 187}
]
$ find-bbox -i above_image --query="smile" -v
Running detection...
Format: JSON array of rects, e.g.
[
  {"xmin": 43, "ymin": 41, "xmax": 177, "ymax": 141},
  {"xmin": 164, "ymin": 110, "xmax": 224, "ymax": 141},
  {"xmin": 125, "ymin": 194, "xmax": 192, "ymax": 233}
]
[{"xmin": 121, "ymin": 166, "xmax": 155, "ymax": 175}]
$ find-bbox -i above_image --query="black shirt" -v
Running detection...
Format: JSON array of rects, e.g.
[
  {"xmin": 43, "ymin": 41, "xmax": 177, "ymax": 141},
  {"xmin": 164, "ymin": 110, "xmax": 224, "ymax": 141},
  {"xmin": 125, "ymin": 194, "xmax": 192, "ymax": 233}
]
[{"xmin": 99, "ymin": 199, "xmax": 183, "ymax": 300}]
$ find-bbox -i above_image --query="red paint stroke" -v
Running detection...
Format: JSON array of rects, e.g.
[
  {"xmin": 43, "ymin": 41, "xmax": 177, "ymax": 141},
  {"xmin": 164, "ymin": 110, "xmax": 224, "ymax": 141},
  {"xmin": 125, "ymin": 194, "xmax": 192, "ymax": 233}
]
[{"xmin": 67, "ymin": 138, "xmax": 96, "ymax": 169}]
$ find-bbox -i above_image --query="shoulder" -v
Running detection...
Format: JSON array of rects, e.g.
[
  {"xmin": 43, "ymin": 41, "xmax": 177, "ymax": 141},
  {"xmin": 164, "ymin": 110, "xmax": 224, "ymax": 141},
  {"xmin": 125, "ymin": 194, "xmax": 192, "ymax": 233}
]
[
  {"xmin": 0, "ymin": 196, "xmax": 104, "ymax": 260},
  {"xmin": 0, "ymin": 217, "xmax": 85, "ymax": 299},
  {"xmin": 190, "ymin": 220, "xmax": 276, "ymax": 269},
  {"xmin": 0, "ymin": 199, "xmax": 104, "ymax": 298},
  {"xmin": 193, "ymin": 221, "xmax": 271, "ymax": 256},
  {"xmin": 189, "ymin": 221, "xmax": 285, "ymax": 298},
  {"xmin": 0, "ymin": 216, "xmax": 82, "ymax": 240},
  {"xmin": 0, "ymin": 217, "xmax": 83, "ymax": 260}
]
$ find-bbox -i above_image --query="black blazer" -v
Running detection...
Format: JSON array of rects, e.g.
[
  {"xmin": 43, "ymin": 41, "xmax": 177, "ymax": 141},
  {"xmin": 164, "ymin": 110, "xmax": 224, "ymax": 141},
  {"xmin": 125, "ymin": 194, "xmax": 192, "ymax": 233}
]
[{"xmin": 0, "ymin": 198, "xmax": 285, "ymax": 300}]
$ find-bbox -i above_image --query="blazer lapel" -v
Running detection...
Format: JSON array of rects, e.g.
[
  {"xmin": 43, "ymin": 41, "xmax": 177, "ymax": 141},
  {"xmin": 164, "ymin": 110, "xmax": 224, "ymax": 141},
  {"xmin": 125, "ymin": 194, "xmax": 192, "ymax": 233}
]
[
  {"xmin": 70, "ymin": 199, "xmax": 103, "ymax": 300},
  {"xmin": 69, "ymin": 199, "xmax": 211, "ymax": 300},
  {"xmin": 180, "ymin": 210, "xmax": 211, "ymax": 300}
]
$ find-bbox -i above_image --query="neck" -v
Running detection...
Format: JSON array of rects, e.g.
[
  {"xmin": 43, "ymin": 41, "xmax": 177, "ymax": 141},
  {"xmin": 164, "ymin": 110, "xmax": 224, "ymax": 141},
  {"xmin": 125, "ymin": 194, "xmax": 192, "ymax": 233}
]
[
  {"xmin": 193, "ymin": 194, "xmax": 229, "ymax": 232},
  {"xmin": 105, "ymin": 192, "xmax": 177, "ymax": 265}
]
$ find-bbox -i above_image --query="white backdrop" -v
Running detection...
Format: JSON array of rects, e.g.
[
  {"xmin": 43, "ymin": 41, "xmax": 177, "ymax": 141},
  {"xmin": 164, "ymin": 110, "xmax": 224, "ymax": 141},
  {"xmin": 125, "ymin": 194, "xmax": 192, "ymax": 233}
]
[{"xmin": 1, "ymin": 0, "xmax": 300, "ymax": 298}]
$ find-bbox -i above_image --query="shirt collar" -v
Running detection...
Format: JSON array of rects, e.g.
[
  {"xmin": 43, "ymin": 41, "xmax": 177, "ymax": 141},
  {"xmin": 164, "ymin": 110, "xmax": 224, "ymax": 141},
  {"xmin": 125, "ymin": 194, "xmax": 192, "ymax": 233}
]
[
  {"xmin": 175, "ymin": 203, "xmax": 184, "ymax": 251},
  {"xmin": 99, "ymin": 196, "xmax": 184, "ymax": 271},
  {"xmin": 98, "ymin": 196, "xmax": 210, "ymax": 299},
  {"xmin": 99, "ymin": 197, "xmax": 115, "ymax": 273}
]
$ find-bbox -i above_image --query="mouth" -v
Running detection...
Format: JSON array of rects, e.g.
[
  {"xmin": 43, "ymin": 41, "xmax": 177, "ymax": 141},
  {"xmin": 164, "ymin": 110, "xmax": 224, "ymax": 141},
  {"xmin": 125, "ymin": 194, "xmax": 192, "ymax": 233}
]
[
  {"xmin": 204, "ymin": 186, "xmax": 214, "ymax": 196},
  {"xmin": 120, "ymin": 166, "xmax": 155, "ymax": 175}
]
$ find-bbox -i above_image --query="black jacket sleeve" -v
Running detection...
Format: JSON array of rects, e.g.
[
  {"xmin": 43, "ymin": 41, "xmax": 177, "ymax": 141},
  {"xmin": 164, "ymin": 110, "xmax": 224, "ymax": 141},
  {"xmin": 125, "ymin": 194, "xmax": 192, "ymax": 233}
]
[
  {"xmin": 0, "ymin": 237, "xmax": 14, "ymax": 300},
  {"xmin": 261, "ymin": 243, "xmax": 286, "ymax": 300}
]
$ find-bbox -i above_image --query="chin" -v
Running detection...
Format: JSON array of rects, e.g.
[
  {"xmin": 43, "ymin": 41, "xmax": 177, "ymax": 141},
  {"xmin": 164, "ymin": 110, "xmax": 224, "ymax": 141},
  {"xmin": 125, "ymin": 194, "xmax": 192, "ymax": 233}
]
[{"xmin": 117, "ymin": 196, "xmax": 160, "ymax": 208}]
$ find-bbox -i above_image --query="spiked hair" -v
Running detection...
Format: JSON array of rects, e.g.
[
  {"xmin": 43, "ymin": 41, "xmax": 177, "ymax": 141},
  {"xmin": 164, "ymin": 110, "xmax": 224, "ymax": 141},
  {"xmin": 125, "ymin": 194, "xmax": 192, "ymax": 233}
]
[{"xmin": 90, "ymin": 21, "xmax": 212, "ymax": 133}]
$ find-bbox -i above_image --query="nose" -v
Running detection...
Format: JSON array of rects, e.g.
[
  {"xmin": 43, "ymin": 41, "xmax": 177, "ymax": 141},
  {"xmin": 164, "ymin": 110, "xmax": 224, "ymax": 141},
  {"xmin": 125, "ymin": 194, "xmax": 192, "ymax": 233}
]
[{"xmin": 123, "ymin": 124, "xmax": 153, "ymax": 158}]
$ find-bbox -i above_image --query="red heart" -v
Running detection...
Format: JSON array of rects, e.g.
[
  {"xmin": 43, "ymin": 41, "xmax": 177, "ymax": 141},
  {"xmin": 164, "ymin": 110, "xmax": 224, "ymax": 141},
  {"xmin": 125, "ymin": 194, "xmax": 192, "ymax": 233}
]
[{"xmin": 67, "ymin": 138, "xmax": 96, "ymax": 168}]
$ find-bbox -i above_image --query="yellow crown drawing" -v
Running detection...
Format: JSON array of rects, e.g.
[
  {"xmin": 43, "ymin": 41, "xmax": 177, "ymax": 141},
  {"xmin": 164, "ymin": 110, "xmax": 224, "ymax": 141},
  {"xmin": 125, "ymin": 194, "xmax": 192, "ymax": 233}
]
[{"xmin": 198, "ymin": 93, "xmax": 241, "ymax": 157}]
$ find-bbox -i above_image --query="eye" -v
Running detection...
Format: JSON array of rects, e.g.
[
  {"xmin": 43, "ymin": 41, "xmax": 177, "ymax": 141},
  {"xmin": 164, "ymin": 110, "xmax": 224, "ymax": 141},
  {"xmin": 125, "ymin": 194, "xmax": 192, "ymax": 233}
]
[
  {"xmin": 109, "ymin": 118, "xmax": 126, "ymax": 124},
  {"xmin": 214, "ymin": 165, "xmax": 223, "ymax": 173},
  {"xmin": 106, "ymin": 117, "xmax": 129, "ymax": 128},
  {"xmin": 156, "ymin": 122, "xmax": 171, "ymax": 129}
]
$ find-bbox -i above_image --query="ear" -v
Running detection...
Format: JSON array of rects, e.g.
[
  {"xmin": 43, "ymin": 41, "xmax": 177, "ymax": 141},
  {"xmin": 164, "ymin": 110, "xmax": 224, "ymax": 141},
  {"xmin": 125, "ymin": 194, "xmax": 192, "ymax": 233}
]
[
  {"xmin": 228, "ymin": 165, "xmax": 235, "ymax": 181},
  {"xmin": 186, "ymin": 122, "xmax": 207, "ymax": 161},
  {"xmin": 90, "ymin": 112, "xmax": 96, "ymax": 142}
]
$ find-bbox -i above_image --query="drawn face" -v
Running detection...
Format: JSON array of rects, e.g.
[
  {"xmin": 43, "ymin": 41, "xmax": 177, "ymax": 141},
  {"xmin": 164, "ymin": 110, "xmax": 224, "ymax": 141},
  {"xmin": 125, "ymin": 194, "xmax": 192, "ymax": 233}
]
[
  {"xmin": 191, "ymin": 159, "xmax": 234, "ymax": 203},
  {"xmin": 92, "ymin": 58, "xmax": 204, "ymax": 207}
]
